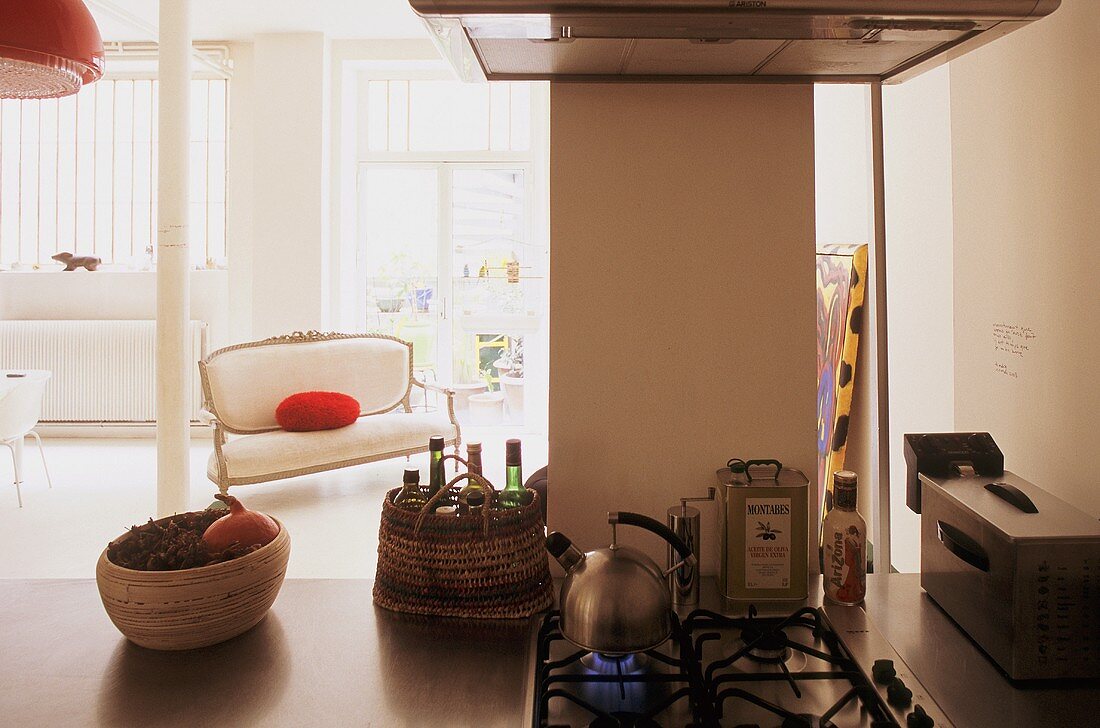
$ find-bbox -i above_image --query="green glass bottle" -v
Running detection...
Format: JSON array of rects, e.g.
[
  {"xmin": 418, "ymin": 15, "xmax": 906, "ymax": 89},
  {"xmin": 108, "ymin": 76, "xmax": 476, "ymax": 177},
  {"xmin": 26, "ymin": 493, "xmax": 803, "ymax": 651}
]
[
  {"xmin": 466, "ymin": 440, "xmax": 483, "ymax": 478},
  {"xmin": 393, "ymin": 466, "xmax": 427, "ymax": 510},
  {"xmin": 499, "ymin": 438, "xmax": 526, "ymax": 509},
  {"xmin": 458, "ymin": 441, "xmax": 485, "ymax": 511},
  {"xmin": 428, "ymin": 435, "xmax": 460, "ymax": 510},
  {"xmin": 427, "ymin": 435, "xmax": 445, "ymax": 500}
]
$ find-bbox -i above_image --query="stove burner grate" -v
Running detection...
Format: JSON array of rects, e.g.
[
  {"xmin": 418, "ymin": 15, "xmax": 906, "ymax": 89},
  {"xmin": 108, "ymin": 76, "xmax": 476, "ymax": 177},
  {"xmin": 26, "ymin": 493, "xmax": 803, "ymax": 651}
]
[
  {"xmin": 740, "ymin": 626, "xmax": 792, "ymax": 664},
  {"xmin": 533, "ymin": 611, "xmax": 706, "ymax": 727},
  {"xmin": 581, "ymin": 652, "xmax": 651, "ymax": 674},
  {"xmin": 588, "ymin": 711, "xmax": 664, "ymax": 728},
  {"xmin": 533, "ymin": 606, "xmax": 906, "ymax": 728},
  {"xmin": 778, "ymin": 714, "xmax": 838, "ymax": 728}
]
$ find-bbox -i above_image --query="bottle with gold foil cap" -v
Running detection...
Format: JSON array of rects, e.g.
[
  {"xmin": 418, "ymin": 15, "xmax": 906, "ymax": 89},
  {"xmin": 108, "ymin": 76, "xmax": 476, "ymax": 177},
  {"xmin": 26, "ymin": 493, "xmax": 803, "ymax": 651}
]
[
  {"xmin": 458, "ymin": 441, "xmax": 486, "ymax": 512},
  {"xmin": 465, "ymin": 441, "xmax": 483, "ymax": 477}
]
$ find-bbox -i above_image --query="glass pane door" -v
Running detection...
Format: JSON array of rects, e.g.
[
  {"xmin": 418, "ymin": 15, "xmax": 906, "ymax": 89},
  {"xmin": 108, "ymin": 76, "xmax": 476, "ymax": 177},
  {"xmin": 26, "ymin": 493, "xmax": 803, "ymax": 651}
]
[
  {"xmin": 360, "ymin": 163, "xmax": 546, "ymax": 430},
  {"xmin": 450, "ymin": 167, "xmax": 540, "ymax": 427},
  {"xmin": 361, "ymin": 166, "xmax": 442, "ymax": 384}
]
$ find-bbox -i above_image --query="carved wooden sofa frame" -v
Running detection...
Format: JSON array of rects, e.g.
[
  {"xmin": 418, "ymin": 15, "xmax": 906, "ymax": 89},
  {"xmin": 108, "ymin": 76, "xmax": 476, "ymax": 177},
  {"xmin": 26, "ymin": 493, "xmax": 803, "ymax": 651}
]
[{"xmin": 199, "ymin": 331, "xmax": 460, "ymax": 494}]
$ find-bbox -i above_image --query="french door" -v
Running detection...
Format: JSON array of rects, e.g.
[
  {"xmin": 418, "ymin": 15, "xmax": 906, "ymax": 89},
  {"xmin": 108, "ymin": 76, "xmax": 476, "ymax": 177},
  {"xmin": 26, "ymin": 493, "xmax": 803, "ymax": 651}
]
[{"xmin": 357, "ymin": 161, "xmax": 547, "ymax": 431}]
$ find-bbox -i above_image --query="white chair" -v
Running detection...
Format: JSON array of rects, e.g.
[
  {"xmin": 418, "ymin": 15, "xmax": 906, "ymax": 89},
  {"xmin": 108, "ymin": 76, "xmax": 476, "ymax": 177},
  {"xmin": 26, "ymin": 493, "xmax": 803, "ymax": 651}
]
[{"xmin": 0, "ymin": 370, "xmax": 53, "ymax": 508}]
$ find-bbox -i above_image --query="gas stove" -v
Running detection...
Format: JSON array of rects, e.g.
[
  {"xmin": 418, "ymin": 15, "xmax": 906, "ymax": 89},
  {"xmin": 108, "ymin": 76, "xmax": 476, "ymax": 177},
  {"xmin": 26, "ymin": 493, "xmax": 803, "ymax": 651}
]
[{"xmin": 530, "ymin": 593, "xmax": 953, "ymax": 728}]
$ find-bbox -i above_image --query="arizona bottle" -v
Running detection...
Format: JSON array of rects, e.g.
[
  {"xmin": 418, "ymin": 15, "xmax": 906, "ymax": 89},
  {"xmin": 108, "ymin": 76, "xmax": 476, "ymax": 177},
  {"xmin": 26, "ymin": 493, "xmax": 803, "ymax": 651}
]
[{"xmin": 822, "ymin": 470, "xmax": 867, "ymax": 605}]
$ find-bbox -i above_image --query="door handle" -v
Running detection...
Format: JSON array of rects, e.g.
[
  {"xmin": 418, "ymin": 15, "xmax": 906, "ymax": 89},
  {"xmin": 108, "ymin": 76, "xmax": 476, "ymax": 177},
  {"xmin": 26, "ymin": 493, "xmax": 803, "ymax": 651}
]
[{"xmin": 937, "ymin": 520, "xmax": 990, "ymax": 572}]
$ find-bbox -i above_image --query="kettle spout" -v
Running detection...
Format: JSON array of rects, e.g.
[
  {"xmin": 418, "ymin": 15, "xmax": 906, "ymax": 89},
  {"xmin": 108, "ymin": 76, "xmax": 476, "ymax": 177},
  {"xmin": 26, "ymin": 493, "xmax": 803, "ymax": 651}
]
[{"xmin": 546, "ymin": 532, "xmax": 586, "ymax": 573}]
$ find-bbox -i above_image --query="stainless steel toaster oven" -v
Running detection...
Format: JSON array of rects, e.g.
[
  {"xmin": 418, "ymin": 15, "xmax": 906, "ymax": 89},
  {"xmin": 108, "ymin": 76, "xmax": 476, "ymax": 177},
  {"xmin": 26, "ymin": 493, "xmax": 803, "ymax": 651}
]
[{"xmin": 906, "ymin": 432, "xmax": 1100, "ymax": 681}]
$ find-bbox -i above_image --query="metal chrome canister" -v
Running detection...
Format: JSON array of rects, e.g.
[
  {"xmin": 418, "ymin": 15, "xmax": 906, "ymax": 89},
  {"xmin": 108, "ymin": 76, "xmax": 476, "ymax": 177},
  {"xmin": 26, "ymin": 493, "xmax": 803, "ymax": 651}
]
[{"xmin": 667, "ymin": 488, "xmax": 715, "ymax": 606}]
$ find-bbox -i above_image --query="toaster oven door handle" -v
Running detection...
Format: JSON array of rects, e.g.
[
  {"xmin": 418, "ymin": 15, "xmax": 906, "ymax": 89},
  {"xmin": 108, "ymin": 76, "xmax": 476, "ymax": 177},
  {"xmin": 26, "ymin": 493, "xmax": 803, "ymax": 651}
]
[
  {"xmin": 937, "ymin": 520, "xmax": 990, "ymax": 572},
  {"xmin": 984, "ymin": 481, "xmax": 1039, "ymax": 513}
]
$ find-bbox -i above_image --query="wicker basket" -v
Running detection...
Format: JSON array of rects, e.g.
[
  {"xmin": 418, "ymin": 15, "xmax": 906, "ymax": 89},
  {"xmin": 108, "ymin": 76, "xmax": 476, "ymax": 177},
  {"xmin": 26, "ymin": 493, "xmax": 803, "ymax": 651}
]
[{"xmin": 373, "ymin": 469, "xmax": 553, "ymax": 619}]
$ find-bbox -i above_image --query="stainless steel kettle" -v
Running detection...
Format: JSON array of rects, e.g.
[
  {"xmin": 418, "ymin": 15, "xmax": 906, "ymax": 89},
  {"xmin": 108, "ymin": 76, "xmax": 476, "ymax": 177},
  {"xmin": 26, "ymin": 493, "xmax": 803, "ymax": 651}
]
[{"xmin": 546, "ymin": 511, "xmax": 697, "ymax": 655}]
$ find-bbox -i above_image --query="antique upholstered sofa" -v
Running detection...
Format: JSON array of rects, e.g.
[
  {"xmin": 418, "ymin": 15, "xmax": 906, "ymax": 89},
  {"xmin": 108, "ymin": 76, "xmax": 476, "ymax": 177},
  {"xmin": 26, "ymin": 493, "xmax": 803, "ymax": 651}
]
[{"xmin": 199, "ymin": 331, "xmax": 460, "ymax": 493}]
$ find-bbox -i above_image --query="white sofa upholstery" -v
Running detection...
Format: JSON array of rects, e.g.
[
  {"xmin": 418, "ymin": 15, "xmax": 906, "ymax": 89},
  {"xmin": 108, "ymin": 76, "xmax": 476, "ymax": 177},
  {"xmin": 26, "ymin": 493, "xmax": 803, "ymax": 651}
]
[{"xmin": 200, "ymin": 331, "xmax": 460, "ymax": 492}]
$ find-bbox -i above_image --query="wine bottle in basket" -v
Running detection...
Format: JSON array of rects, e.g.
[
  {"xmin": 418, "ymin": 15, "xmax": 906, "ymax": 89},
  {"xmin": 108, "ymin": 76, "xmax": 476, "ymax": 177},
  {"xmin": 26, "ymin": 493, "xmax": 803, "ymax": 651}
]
[
  {"xmin": 458, "ymin": 441, "xmax": 486, "ymax": 512},
  {"xmin": 465, "ymin": 490, "xmax": 486, "ymax": 516},
  {"xmin": 499, "ymin": 438, "xmax": 527, "ymax": 509},
  {"xmin": 427, "ymin": 435, "xmax": 445, "ymax": 499},
  {"xmin": 428, "ymin": 435, "xmax": 459, "ymax": 511},
  {"xmin": 394, "ymin": 466, "xmax": 427, "ymax": 510},
  {"xmin": 465, "ymin": 440, "xmax": 483, "ymax": 477}
]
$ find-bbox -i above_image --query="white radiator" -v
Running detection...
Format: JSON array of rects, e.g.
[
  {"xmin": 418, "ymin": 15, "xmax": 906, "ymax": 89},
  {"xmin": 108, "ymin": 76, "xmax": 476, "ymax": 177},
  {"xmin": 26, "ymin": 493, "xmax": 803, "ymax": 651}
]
[{"xmin": 0, "ymin": 320, "xmax": 207, "ymax": 423}]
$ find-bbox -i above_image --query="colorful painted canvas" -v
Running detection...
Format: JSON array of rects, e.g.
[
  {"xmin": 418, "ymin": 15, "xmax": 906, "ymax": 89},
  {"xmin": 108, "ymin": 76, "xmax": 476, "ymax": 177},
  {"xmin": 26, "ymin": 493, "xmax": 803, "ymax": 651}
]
[{"xmin": 816, "ymin": 244, "xmax": 868, "ymax": 536}]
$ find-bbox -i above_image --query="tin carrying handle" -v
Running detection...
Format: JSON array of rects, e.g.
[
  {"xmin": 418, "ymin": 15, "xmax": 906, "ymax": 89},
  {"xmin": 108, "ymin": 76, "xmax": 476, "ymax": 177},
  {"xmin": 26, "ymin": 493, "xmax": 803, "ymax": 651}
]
[{"xmin": 727, "ymin": 458, "xmax": 783, "ymax": 482}]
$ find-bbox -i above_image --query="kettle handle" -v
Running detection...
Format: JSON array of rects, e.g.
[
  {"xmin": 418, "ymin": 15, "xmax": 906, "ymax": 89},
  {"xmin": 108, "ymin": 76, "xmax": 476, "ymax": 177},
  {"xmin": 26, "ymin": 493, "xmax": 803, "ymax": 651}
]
[{"xmin": 610, "ymin": 512, "xmax": 696, "ymax": 564}]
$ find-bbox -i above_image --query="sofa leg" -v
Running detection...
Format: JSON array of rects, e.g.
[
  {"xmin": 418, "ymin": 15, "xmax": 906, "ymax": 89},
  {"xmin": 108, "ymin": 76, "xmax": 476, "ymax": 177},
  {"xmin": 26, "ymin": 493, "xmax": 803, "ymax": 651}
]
[{"xmin": 219, "ymin": 483, "xmax": 229, "ymax": 496}]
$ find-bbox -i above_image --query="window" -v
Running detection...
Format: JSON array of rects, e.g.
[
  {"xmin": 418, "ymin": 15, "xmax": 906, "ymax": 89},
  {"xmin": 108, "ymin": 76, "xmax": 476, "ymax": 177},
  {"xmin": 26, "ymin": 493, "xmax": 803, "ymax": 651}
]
[
  {"xmin": 0, "ymin": 79, "xmax": 227, "ymax": 268},
  {"xmin": 366, "ymin": 79, "xmax": 531, "ymax": 153},
  {"xmin": 357, "ymin": 74, "xmax": 549, "ymax": 431}
]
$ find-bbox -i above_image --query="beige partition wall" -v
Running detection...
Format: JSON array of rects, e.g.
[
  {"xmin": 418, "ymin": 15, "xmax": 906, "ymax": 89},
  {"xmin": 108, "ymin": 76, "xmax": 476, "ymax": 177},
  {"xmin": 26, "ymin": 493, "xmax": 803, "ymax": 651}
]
[
  {"xmin": 549, "ymin": 84, "xmax": 817, "ymax": 574},
  {"xmin": 950, "ymin": 0, "xmax": 1100, "ymax": 514},
  {"xmin": 250, "ymin": 33, "xmax": 331, "ymax": 339}
]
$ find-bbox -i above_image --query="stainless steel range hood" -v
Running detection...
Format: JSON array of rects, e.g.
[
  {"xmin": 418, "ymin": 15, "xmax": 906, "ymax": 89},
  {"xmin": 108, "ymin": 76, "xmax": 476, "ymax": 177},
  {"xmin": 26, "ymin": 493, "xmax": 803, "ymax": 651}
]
[{"xmin": 409, "ymin": 0, "xmax": 1059, "ymax": 83}]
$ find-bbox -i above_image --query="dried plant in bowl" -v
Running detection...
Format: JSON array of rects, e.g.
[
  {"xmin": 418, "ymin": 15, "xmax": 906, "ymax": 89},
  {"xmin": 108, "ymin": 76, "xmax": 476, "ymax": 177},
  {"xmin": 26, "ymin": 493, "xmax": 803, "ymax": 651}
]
[{"xmin": 96, "ymin": 495, "xmax": 291, "ymax": 651}]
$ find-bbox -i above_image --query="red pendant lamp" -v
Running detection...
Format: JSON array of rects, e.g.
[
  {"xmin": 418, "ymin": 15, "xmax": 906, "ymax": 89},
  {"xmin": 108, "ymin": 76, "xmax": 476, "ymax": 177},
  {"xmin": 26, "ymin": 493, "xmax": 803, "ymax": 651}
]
[{"xmin": 0, "ymin": 0, "xmax": 105, "ymax": 99}]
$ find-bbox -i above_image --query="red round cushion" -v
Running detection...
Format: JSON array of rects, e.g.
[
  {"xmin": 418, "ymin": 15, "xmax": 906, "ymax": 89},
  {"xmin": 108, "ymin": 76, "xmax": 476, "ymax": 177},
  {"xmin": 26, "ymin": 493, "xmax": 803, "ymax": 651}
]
[{"xmin": 275, "ymin": 391, "xmax": 360, "ymax": 432}]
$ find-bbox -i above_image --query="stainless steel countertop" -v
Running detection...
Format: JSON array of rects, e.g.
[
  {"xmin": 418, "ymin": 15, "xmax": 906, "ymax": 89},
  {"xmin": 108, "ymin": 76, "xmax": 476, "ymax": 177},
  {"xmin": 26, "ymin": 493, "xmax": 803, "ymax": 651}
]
[
  {"xmin": 2, "ymin": 576, "xmax": 1098, "ymax": 726},
  {"xmin": 688, "ymin": 575, "xmax": 1100, "ymax": 728},
  {"xmin": 0, "ymin": 579, "xmax": 534, "ymax": 727},
  {"xmin": 864, "ymin": 573, "xmax": 1100, "ymax": 728}
]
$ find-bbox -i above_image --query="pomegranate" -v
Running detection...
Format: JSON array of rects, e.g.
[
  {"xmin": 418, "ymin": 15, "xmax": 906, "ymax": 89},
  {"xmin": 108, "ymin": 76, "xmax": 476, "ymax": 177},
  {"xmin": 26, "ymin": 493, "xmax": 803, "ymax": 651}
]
[{"xmin": 202, "ymin": 494, "xmax": 280, "ymax": 551}]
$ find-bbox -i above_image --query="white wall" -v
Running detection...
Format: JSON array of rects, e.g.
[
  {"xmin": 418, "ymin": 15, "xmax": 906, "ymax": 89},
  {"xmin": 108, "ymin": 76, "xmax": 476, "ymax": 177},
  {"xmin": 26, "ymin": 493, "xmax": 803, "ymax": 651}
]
[
  {"xmin": 550, "ymin": 83, "xmax": 818, "ymax": 575},
  {"xmin": 249, "ymin": 33, "xmax": 331, "ymax": 339},
  {"xmin": 0, "ymin": 271, "xmax": 229, "ymax": 350},
  {"xmin": 950, "ymin": 0, "xmax": 1100, "ymax": 514},
  {"xmin": 814, "ymin": 73, "xmax": 955, "ymax": 573},
  {"xmin": 227, "ymin": 38, "xmax": 440, "ymax": 343},
  {"xmin": 810, "ymin": 3, "xmax": 1097, "ymax": 568},
  {"xmin": 882, "ymin": 67, "xmax": 955, "ymax": 572},
  {"xmin": 814, "ymin": 85, "xmax": 873, "ymax": 246}
]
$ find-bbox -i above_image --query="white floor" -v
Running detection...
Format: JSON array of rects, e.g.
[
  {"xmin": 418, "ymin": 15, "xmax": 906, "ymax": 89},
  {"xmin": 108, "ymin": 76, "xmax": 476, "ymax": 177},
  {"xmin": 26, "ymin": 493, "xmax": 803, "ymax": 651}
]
[{"xmin": 0, "ymin": 431, "xmax": 547, "ymax": 579}]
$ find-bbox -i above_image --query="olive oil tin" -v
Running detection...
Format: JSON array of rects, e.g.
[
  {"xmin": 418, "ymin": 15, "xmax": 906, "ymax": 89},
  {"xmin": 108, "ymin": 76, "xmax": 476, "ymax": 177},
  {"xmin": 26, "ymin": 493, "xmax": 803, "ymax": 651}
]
[{"xmin": 716, "ymin": 459, "xmax": 809, "ymax": 602}]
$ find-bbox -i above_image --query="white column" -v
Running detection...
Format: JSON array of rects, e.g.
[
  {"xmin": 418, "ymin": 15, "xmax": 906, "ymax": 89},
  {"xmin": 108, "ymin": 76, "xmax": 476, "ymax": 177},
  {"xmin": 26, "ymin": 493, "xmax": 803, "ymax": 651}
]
[
  {"xmin": 156, "ymin": 0, "xmax": 191, "ymax": 517},
  {"xmin": 869, "ymin": 81, "xmax": 892, "ymax": 572}
]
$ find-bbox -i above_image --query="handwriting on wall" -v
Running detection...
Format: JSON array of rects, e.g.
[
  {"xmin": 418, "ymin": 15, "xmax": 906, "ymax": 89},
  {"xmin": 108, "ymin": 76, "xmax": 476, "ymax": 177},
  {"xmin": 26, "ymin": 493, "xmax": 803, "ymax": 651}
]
[{"xmin": 992, "ymin": 323, "xmax": 1036, "ymax": 380}]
